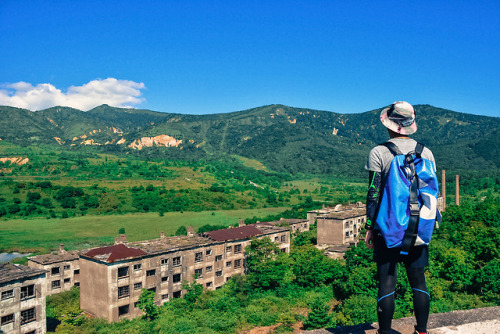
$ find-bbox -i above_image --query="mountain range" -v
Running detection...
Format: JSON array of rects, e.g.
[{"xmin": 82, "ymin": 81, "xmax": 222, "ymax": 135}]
[{"xmin": 0, "ymin": 104, "xmax": 498, "ymax": 177}]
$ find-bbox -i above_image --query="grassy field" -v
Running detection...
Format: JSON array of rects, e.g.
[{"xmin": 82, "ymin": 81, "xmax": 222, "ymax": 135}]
[{"xmin": 0, "ymin": 207, "xmax": 289, "ymax": 253}]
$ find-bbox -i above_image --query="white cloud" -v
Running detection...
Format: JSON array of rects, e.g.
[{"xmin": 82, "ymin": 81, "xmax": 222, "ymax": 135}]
[{"xmin": 0, "ymin": 78, "xmax": 146, "ymax": 111}]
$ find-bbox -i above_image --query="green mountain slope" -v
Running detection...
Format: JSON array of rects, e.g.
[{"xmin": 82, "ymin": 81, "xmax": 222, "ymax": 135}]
[{"xmin": 0, "ymin": 103, "xmax": 498, "ymax": 176}]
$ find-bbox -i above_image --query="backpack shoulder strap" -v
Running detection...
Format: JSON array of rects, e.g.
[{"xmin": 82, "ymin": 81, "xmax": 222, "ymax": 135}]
[
  {"xmin": 381, "ymin": 141, "xmax": 403, "ymax": 156},
  {"xmin": 415, "ymin": 142, "xmax": 425, "ymax": 157}
]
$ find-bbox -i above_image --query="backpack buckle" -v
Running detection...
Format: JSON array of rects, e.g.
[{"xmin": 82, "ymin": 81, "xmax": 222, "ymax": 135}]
[{"xmin": 410, "ymin": 203, "xmax": 419, "ymax": 215}]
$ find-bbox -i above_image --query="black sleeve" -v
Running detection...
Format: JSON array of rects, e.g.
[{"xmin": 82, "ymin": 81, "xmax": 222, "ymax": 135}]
[{"xmin": 366, "ymin": 171, "xmax": 382, "ymax": 230}]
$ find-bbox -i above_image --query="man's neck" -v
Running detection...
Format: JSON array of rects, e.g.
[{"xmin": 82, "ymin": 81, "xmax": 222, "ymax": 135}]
[{"xmin": 388, "ymin": 129, "xmax": 410, "ymax": 139}]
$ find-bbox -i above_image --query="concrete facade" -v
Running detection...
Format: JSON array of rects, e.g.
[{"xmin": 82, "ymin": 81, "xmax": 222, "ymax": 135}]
[
  {"xmin": 79, "ymin": 224, "xmax": 290, "ymax": 322},
  {"xmin": 0, "ymin": 263, "xmax": 47, "ymax": 334},
  {"xmin": 312, "ymin": 203, "xmax": 367, "ymax": 246},
  {"xmin": 28, "ymin": 244, "xmax": 80, "ymax": 296}
]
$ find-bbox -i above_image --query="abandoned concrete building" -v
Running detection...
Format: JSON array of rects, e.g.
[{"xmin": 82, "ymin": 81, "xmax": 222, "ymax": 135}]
[
  {"xmin": 308, "ymin": 202, "xmax": 367, "ymax": 245},
  {"xmin": 28, "ymin": 244, "xmax": 81, "ymax": 296},
  {"xmin": 0, "ymin": 263, "xmax": 47, "ymax": 334},
  {"xmin": 79, "ymin": 223, "xmax": 290, "ymax": 322}
]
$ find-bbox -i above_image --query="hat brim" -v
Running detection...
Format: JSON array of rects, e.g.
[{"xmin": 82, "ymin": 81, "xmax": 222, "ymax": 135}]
[{"xmin": 380, "ymin": 106, "xmax": 417, "ymax": 135}]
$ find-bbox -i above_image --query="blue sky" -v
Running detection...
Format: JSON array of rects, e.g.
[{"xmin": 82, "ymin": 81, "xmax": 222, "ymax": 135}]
[{"xmin": 1, "ymin": 0, "xmax": 499, "ymax": 116}]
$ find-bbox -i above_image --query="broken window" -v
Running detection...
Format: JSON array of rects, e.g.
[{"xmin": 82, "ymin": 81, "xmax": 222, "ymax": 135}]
[
  {"xmin": 64, "ymin": 265, "xmax": 70, "ymax": 270},
  {"xmin": 52, "ymin": 280, "xmax": 61, "ymax": 290},
  {"xmin": 134, "ymin": 282, "xmax": 142, "ymax": 290},
  {"xmin": 74, "ymin": 269, "xmax": 80, "ymax": 275},
  {"xmin": 161, "ymin": 258, "xmax": 168, "ymax": 265},
  {"xmin": 195, "ymin": 268, "xmax": 203, "ymax": 278},
  {"xmin": 1, "ymin": 314, "xmax": 14, "ymax": 325},
  {"xmin": 234, "ymin": 259, "xmax": 241, "ymax": 268},
  {"xmin": 226, "ymin": 246, "xmax": 232, "ymax": 253},
  {"xmin": 226, "ymin": 261, "xmax": 232, "ymax": 268},
  {"xmin": 215, "ymin": 255, "xmax": 222, "ymax": 261},
  {"xmin": 195, "ymin": 252, "xmax": 203, "ymax": 262},
  {"xmin": 20, "ymin": 307, "xmax": 36, "ymax": 325},
  {"xmin": 118, "ymin": 305, "xmax": 129, "ymax": 316},
  {"xmin": 281, "ymin": 235, "xmax": 286, "ymax": 243},
  {"xmin": 206, "ymin": 281, "xmax": 213, "ymax": 288},
  {"xmin": 1, "ymin": 289, "xmax": 14, "ymax": 300},
  {"xmin": 64, "ymin": 278, "xmax": 70, "ymax": 284},
  {"xmin": 118, "ymin": 286, "xmax": 130, "ymax": 299},
  {"xmin": 206, "ymin": 266, "xmax": 213, "ymax": 272},
  {"xmin": 20, "ymin": 285, "xmax": 35, "ymax": 300},
  {"xmin": 216, "ymin": 270, "xmax": 223, "ymax": 277},
  {"xmin": 118, "ymin": 266, "xmax": 129, "ymax": 279},
  {"xmin": 51, "ymin": 267, "xmax": 60, "ymax": 275},
  {"xmin": 173, "ymin": 273, "xmax": 181, "ymax": 283},
  {"xmin": 205, "ymin": 249, "xmax": 212, "ymax": 256},
  {"xmin": 173, "ymin": 290, "xmax": 181, "ymax": 298},
  {"xmin": 234, "ymin": 244, "xmax": 242, "ymax": 253},
  {"xmin": 172, "ymin": 256, "xmax": 181, "ymax": 267},
  {"xmin": 146, "ymin": 269, "xmax": 156, "ymax": 277},
  {"xmin": 134, "ymin": 264, "xmax": 142, "ymax": 270},
  {"xmin": 161, "ymin": 276, "xmax": 169, "ymax": 283}
]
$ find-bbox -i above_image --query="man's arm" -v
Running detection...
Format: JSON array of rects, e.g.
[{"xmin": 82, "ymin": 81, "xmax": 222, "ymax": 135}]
[{"xmin": 365, "ymin": 170, "xmax": 382, "ymax": 249}]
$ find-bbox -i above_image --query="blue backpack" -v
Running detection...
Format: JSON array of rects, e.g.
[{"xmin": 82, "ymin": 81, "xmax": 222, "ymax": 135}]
[{"xmin": 375, "ymin": 142, "xmax": 441, "ymax": 255}]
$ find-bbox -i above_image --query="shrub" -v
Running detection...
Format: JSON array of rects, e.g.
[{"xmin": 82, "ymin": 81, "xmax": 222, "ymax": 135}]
[{"xmin": 303, "ymin": 298, "xmax": 331, "ymax": 329}]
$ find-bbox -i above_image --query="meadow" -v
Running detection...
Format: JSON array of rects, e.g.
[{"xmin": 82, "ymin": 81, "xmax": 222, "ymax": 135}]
[{"xmin": 0, "ymin": 207, "xmax": 288, "ymax": 254}]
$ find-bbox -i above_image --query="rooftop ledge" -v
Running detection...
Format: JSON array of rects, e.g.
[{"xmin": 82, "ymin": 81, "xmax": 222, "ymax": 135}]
[{"xmin": 304, "ymin": 306, "xmax": 500, "ymax": 334}]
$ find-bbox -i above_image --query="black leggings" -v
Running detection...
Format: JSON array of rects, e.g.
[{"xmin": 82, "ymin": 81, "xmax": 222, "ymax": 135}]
[{"xmin": 377, "ymin": 264, "xmax": 429, "ymax": 334}]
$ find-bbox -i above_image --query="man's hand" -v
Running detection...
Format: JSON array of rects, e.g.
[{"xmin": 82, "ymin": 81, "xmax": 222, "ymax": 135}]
[{"xmin": 365, "ymin": 229, "xmax": 374, "ymax": 249}]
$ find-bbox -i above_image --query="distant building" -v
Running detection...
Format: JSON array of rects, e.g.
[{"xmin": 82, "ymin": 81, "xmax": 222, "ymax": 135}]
[
  {"xmin": 28, "ymin": 244, "xmax": 81, "ymax": 296},
  {"xmin": 79, "ymin": 224, "xmax": 290, "ymax": 322},
  {"xmin": 255, "ymin": 217, "xmax": 310, "ymax": 233},
  {"xmin": 312, "ymin": 202, "xmax": 367, "ymax": 246},
  {"xmin": 0, "ymin": 263, "xmax": 47, "ymax": 334}
]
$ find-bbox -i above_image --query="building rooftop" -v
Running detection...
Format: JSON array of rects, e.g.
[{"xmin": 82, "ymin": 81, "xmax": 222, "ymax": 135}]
[
  {"xmin": 129, "ymin": 235, "xmax": 214, "ymax": 254},
  {"xmin": 308, "ymin": 202, "xmax": 366, "ymax": 215},
  {"xmin": 0, "ymin": 263, "xmax": 46, "ymax": 284},
  {"xmin": 204, "ymin": 225, "xmax": 264, "ymax": 241},
  {"xmin": 83, "ymin": 244, "xmax": 147, "ymax": 263},
  {"xmin": 28, "ymin": 251, "xmax": 80, "ymax": 265},
  {"xmin": 80, "ymin": 224, "xmax": 290, "ymax": 264},
  {"xmin": 317, "ymin": 207, "xmax": 366, "ymax": 220},
  {"xmin": 257, "ymin": 218, "xmax": 308, "ymax": 227}
]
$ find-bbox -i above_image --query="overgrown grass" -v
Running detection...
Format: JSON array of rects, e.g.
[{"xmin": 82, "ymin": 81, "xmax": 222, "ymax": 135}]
[{"xmin": 0, "ymin": 207, "xmax": 289, "ymax": 253}]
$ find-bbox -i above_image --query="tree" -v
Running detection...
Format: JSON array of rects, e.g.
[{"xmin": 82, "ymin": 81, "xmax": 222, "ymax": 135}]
[
  {"xmin": 27, "ymin": 191, "xmax": 41, "ymax": 203},
  {"xmin": 303, "ymin": 298, "xmax": 331, "ymax": 329},
  {"xmin": 291, "ymin": 244, "xmax": 343, "ymax": 287},
  {"xmin": 245, "ymin": 237, "xmax": 293, "ymax": 289},
  {"xmin": 137, "ymin": 289, "xmax": 160, "ymax": 321},
  {"xmin": 175, "ymin": 226, "xmax": 187, "ymax": 236},
  {"xmin": 245, "ymin": 237, "xmax": 280, "ymax": 271},
  {"xmin": 182, "ymin": 281, "xmax": 204, "ymax": 306},
  {"xmin": 118, "ymin": 227, "xmax": 126, "ymax": 235}
]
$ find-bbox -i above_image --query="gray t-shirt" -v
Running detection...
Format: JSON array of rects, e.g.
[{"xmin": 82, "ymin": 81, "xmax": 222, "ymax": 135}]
[{"xmin": 365, "ymin": 138, "xmax": 436, "ymax": 177}]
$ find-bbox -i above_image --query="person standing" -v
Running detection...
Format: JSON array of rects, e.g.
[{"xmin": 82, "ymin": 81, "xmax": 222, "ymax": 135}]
[{"xmin": 364, "ymin": 101, "xmax": 436, "ymax": 334}]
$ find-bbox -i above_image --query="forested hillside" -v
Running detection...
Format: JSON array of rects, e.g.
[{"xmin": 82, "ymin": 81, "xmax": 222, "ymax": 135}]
[{"xmin": 1, "ymin": 104, "xmax": 498, "ymax": 177}]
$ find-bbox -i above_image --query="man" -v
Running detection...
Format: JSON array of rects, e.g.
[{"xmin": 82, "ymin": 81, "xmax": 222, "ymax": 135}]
[{"xmin": 365, "ymin": 101, "xmax": 436, "ymax": 334}]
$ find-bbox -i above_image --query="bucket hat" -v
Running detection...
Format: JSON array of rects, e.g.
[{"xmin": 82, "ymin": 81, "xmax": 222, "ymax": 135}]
[{"xmin": 380, "ymin": 101, "xmax": 417, "ymax": 135}]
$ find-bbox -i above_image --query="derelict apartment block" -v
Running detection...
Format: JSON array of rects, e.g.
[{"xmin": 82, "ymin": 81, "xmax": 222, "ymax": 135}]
[
  {"xmin": 308, "ymin": 202, "xmax": 367, "ymax": 246},
  {"xmin": 28, "ymin": 244, "xmax": 80, "ymax": 296},
  {"xmin": 79, "ymin": 224, "xmax": 290, "ymax": 322},
  {"xmin": 0, "ymin": 263, "xmax": 47, "ymax": 334}
]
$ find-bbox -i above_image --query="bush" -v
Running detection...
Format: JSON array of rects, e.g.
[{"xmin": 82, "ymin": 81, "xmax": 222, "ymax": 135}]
[{"xmin": 303, "ymin": 298, "xmax": 331, "ymax": 329}]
